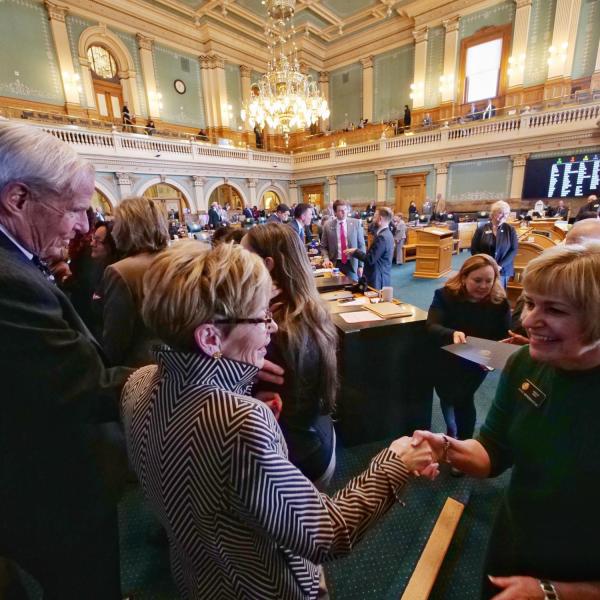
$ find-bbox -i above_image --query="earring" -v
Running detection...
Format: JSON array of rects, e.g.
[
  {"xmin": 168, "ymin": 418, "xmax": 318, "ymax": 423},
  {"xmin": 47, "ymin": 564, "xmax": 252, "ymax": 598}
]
[{"xmin": 212, "ymin": 351, "xmax": 222, "ymax": 360}]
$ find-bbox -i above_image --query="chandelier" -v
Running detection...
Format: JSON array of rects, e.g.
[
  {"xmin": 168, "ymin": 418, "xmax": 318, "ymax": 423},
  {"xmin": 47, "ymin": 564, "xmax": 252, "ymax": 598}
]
[{"xmin": 240, "ymin": 0, "xmax": 330, "ymax": 142}]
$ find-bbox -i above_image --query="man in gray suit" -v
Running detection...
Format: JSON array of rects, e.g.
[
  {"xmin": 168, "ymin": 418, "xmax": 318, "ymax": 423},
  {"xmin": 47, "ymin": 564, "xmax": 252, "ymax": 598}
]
[{"xmin": 320, "ymin": 199, "xmax": 366, "ymax": 281}]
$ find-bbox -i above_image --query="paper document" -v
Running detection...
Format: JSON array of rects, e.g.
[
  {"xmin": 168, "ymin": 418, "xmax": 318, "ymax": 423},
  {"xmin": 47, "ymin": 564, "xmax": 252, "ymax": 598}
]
[
  {"xmin": 340, "ymin": 311, "xmax": 383, "ymax": 323},
  {"xmin": 442, "ymin": 336, "xmax": 520, "ymax": 371},
  {"xmin": 313, "ymin": 268, "xmax": 333, "ymax": 274},
  {"xmin": 363, "ymin": 302, "xmax": 414, "ymax": 319},
  {"xmin": 337, "ymin": 297, "xmax": 368, "ymax": 306},
  {"xmin": 321, "ymin": 290, "xmax": 353, "ymax": 301}
]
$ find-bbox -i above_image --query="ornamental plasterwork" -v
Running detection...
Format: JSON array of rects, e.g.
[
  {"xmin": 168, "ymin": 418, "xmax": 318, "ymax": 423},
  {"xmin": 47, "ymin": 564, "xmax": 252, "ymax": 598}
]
[
  {"xmin": 239, "ymin": 65, "xmax": 251, "ymax": 78},
  {"xmin": 360, "ymin": 56, "xmax": 374, "ymax": 70},
  {"xmin": 515, "ymin": 0, "xmax": 532, "ymax": 9},
  {"xmin": 192, "ymin": 176, "xmax": 207, "ymax": 186},
  {"xmin": 413, "ymin": 26, "xmax": 429, "ymax": 44},
  {"xmin": 116, "ymin": 172, "xmax": 132, "ymax": 185},
  {"xmin": 136, "ymin": 34, "xmax": 153, "ymax": 52},
  {"xmin": 442, "ymin": 16, "xmax": 460, "ymax": 33},
  {"xmin": 44, "ymin": 0, "xmax": 67, "ymax": 22},
  {"xmin": 319, "ymin": 72, "xmax": 329, "ymax": 84},
  {"xmin": 511, "ymin": 154, "xmax": 529, "ymax": 167}
]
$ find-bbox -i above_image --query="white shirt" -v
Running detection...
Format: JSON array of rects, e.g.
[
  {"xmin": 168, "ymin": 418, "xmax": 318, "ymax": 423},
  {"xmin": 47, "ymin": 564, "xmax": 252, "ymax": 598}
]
[{"xmin": 0, "ymin": 223, "xmax": 33, "ymax": 260}]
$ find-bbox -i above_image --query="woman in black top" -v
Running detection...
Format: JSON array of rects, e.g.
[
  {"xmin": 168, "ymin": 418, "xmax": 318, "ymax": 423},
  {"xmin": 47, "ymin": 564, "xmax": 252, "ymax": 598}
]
[
  {"xmin": 470, "ymin": 200, "xmax": 518, "ymax": 287},
  {"xmin": 243, "ymin": 223, "xmax": 339, "ymax": 487},
  {"xmin": 427, "ymin": 254, "xmax": 510, "ymax": 445}
]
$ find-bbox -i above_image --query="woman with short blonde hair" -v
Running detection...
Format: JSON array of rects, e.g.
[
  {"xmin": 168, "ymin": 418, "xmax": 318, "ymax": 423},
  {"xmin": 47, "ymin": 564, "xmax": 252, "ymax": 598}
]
[
  {"xmin": 121, "ymin": 241, "xmax": 436, "ymax": 600},
  {"xmin": 102, "ymin": 196, "xmax": 170, "ymax": 366}
]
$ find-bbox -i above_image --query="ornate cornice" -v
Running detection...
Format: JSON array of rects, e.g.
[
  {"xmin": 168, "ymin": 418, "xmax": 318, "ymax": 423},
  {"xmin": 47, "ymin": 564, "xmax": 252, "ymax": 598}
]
[
  {"xmin": 45, "ymin": 1, "xmax": 68, "ymax": 22},
  {"xmin": 413, "ymin": 26, "xmax": 429, "ymax": 44},
  {"xmin": 239, "ymin": 65, "xmax": 251, "ymax": 78},
  {"xmin": 198, "ymin": 55, "xmax": 211, "ymax": 69},
  {"xmin": 360, "ymin": 56, "xmax": 374, "ymax": 70},
  {"xmin": 442, "ymin": 16, "xmax": 460, "ymax": 34},
  {"xmin": 511, "ymin": 154, "xmax": 529, "ymax": 167},
  {"xmin": 327, "ymin": 175, "xmax": 337, "ymax": 185},
  {"xmin": 375, "ymin": 169, "xmax": 387, "ymax": 179},
  {"xmin": 136, "ymin": 34, "xmax": 153, "ymax": 52},
  {"xmin": 210, "ymin": 55, "xmax": 226, "ymax": 70}
]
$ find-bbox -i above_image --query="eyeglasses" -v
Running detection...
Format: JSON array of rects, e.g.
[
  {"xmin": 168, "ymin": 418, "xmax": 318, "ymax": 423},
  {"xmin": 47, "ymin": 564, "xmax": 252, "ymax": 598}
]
[{"xmin": 212, "ymin": 309, "xmax": 273, "ymax": 325}]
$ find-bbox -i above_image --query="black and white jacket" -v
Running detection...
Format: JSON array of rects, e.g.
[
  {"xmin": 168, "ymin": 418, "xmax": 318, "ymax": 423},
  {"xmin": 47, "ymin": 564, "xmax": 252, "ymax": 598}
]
[{"xmin": 121, "ymin": 347, "xmax": 410, "ymax": 599}]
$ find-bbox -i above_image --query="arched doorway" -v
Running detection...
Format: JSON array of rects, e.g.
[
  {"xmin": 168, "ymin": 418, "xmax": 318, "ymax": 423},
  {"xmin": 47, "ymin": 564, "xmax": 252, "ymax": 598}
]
[
  {"xmin": 87, "ymin": 45, "xmax": 124, "ymax": 124},
  {"xmin": 91, "ymin": 188, "xmax": 113, "ymax": 218},
  {"xmin": 261, "ymin": 190, "xmax": 281, "ymax": 211},
  {"xmin": 143, "ymin": 183, "xmax": 190, "ymax": 221},
  {"xmin": 208, "ymin": 184, "xmax": 244, "ymax": 210}
]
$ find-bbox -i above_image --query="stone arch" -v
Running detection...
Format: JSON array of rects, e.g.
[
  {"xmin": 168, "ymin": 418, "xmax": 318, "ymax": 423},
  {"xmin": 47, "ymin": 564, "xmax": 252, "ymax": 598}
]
[
  {"xmin": 204, "ymin": 180, "xmax": 248, "ymax": 208},
  {"xmin": 256, "ymin": 181, "xmax": 289, "ymax": 208},
  {"xmin": 94, "ymin": 180, "xmax": 118, "ymax": 209},
  {"xmin": 134, "ymin": 177, "xmax": 194, "ymax": 211},
  {"xmin": 78, "ymin": 25, "xmax": 142, "ymax": 116}
]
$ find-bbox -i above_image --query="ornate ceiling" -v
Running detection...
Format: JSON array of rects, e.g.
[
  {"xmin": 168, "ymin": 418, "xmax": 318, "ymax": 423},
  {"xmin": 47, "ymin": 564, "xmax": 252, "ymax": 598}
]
[{"xmin": 150, "ymin": 0, "xmax": 416, "ymax": 44}]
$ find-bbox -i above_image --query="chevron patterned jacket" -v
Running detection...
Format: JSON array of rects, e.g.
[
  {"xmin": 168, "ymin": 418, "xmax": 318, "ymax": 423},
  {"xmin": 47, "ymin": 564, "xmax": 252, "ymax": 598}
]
[{"xmin": 121, "ymin": 347, "xmax": 410, "ymax": 599}]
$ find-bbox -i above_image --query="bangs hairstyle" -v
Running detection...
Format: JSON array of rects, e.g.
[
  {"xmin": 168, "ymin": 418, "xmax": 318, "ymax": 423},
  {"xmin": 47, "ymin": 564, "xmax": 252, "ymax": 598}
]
[
  {"xmin": 142, "ymin": 241, "xmax": 272, "ymax": 351},
  {"xmin": 445, "ymin": 253, "xmax": 506, "ymax": 304},
  {"xmin": 243, "ymin": 223, "xmax": 339, "ymax": 412},
  {"xmin": 112, "ymin": 197, "xmax": 170, "ymax": 255},
  {"xmin": 0, "ymin": 121, "xmax": 94, "ymax": 197},
  {"xmin": 523, "ymin": 241, "xmax": 600, "ymax": 343}
]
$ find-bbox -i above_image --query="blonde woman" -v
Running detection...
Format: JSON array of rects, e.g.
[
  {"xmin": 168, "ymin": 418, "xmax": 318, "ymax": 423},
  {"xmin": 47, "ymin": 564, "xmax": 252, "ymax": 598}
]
[
  {"xmin": 426, "ymin": 254, "xmax": 510, "ymax": 449},
  {"xmin": 415, "ymin": 241, "xmax": 600, "ymax": 599},
  {"xmin": 121, "ymin": 241, "xmax": 437, "ymax": 600},
  {"xmin": 102, "ymin": 196, "xmax": 169, "ymax": 366},
  {"xmin": 243, "ymin": 223, "xmax": 339, "ymax": 486}
]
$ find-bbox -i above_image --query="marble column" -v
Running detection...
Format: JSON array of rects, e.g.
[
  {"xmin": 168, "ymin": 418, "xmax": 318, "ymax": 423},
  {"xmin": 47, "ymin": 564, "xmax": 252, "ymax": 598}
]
[
  {"xmin": 328, "ymin": 175, "xmax": 337, "ymax": 204},
  {"xmin": 411, "ymin": 26, "xmax": 428, "ymax": 109},
  {"xmin": 435, "ymin": 163, "xmax": 449, "ymax": 206},
  {"xmin": 116, "ymin": 172, "xmax": 132, "ymax": 199},
  {"xmin": 248, "ymin": 178, "xmax": 257, "ymax": 207},
  {"xmin": 546, "ymin": 0, "xmax": 581, "ymax": 93},
  {"xmin": 507, "ymin": 0, "xmax": 532, "ymax": 89},
  {"xmin": 198, "ymin": 55, "xmax": 214, "ymax": 128},
  {"xmin": 510, "ymin": 154, "xmax": 529, "ymax": 200},
  {"xmin": 240, "ymin": 65, "xmax": 251, "ymax": 109},
  {"xmin": 289, "ymin": 180, "xmax": 299, "ymax": 206},
  {"xmin": 360, "ymin": 56, "xmax": 374, "ymax": 122},
  {"xmin": 192, "ymin": 176, "xmax": 207, "ymax": 213},
  {"xmin": 441, "ymin": 17, "xmax": 460, "ymax": 104},
  {"xmin": 137, "ymin": 35, "xmax": 160, "ymax": 119},
  {"xmin": 375, "ymin": 170, "xmax": 386, "ymax": 204},
  {"xmin": 211, "ymin": 55, "xmax": 229, "ymax": 128},
  {"xmin": 319, "ymin": 72, "xmax": 330, "ymax": 131},
  {"xmin": 45, "ymin": 1, "xmax": 81, "ymax": 108}
]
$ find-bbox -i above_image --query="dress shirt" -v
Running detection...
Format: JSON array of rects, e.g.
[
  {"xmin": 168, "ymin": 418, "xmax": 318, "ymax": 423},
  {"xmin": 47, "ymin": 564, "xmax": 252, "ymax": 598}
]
[
  {"xmin": 0, "ymin": 223, "xmax": 33, "ymax": 260},
  {"xmin": 336, "ymin": 219, "xmax": 347, "ymax": 259}
]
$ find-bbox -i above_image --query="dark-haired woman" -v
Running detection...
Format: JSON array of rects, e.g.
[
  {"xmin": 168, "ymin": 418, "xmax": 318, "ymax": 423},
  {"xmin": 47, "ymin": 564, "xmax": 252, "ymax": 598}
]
[
  {"xmin": 427, "ymin": 254, "xmax": 510, "ymax": 447},
  {"xmin": 243, "ymin": 223, "xmax": 339, "ymax": 487}
]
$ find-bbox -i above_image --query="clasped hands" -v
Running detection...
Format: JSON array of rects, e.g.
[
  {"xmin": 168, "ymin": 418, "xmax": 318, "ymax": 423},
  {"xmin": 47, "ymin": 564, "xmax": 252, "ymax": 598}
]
[{"xmin": 389, "ymin": 435, "xmax": 441, "ymax": 480}]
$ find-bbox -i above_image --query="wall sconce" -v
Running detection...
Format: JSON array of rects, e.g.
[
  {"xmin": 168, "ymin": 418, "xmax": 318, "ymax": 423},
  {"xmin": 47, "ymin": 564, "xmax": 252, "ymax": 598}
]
[
  {"xmin": 438, "ymin": 74, "xmax": 454, "ymax": 94},
  {"xmin": 507, "ymin": 53, "xmax": 526, "ymax": 76},
  {"xmin": 547, "ymin": 43, "xmax": 568, "ymax": 66},
  {"xmin": 409, "ymin": 81, "xmax": 424, "ymax": 99}
]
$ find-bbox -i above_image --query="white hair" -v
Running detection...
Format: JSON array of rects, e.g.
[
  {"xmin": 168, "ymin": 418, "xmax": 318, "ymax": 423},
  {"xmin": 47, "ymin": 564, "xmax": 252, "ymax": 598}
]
[
  {"xmin": 0, "ymin": 121, "xmax": 94, "ymax": 198},
  {"xmin": 491, "ymin": 200, "xmax": 511, "ymax": 214}
]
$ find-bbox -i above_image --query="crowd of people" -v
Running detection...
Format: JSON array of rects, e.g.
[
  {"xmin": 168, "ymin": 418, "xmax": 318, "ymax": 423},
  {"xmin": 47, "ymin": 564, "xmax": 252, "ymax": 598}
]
[{"xmin": 1, "ymin": 120, "xmax": 599, "ymax": 600}]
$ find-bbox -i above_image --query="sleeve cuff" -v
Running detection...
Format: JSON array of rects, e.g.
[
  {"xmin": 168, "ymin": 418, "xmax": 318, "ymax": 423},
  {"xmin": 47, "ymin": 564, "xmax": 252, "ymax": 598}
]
[{"xmin": 372, "ymin": 448, "xmax": 411, "ymax": 494}]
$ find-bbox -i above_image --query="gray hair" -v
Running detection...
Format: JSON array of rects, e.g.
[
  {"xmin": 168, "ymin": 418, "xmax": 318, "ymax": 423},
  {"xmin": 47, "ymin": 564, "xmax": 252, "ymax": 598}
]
[
  {"xmin": 0, "ymin": 121, "xmax": 94, "ymax": 197},
  {"xmin": 491, "ymin": 200, "xmax": 511, "ymax": 215}
]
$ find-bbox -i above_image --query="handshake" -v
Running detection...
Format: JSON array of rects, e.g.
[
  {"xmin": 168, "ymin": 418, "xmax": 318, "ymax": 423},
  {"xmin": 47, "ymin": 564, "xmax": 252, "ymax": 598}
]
[{"xmin": 388, "ymin": 431, "xmax": 448, "ymax": 480}]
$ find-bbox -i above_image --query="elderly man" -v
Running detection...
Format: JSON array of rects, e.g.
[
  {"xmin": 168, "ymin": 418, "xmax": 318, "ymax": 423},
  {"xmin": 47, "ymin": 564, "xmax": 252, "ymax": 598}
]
[{"xmin": 0, "ymin": 122, "xmax": 130, "ymax": 599}]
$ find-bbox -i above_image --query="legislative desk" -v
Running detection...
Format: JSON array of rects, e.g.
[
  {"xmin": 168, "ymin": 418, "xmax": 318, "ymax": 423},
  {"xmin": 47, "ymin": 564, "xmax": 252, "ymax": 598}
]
[
  {"xmin": 313, "ymin": 273, "xmax": 355, "ymax": 292},
  {"xmin": 323, "ymin": 296, "xmax": 433, "ymax": 446}
]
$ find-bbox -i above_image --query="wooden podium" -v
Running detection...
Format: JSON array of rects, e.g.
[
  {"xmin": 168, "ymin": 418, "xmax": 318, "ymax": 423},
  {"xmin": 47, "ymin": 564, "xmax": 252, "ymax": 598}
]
[{"xmin": 413, "ymin": 227, "xmax": 454, "ymax": 279}]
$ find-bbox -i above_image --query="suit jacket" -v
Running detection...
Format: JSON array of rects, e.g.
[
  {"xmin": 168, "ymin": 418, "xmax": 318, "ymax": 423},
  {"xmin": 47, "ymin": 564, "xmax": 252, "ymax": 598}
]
[
  {"xmin": 102, "ymin": 252, "xmax": 161, "ymax": 367},
  {"xmin": 0, "ymin": 231, "xmax": 131, "ymax": 552},
  {"xmin": 320, "ymin": 217, "xmax": 366, "ymax": 275},
  {"xmin": 208, "ymin": 207, "xmax": 222, "ymax": 228},
  {"xmin": 353, "ymin": 227, "xmax": 394, "ymax": 290},
  {"xmin": 288, "ymin": 219, "xmax": 306, "ymax": 242},
  {"xmin": 470, "ymin": 222, "xmax": 518, "ymax": 277}
]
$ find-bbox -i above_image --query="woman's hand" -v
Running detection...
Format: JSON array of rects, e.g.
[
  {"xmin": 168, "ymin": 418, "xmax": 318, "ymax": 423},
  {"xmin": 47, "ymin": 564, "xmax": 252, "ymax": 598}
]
[
  {"xmin": 488, "ymin": 575, "xmax": 545, "ymax": 599},
  {"xmin": 453, "ymin": 331, "xmax": 467, "ymax": 344},
  {"xmin": 411, "ymin": 431, "xmax": 447, "ymax": 462},
  {"xmin": 500, "ymin": 330, "xmax": 529, "ymax": 346},
  {"xmin": 254, "ymin": 391, "xmax": 283, "ymax": 420},
  {"xmin": 390, "ymin": 437, "xmax": 438, "ymax": 478},
  {"xmin": 344, "ymin": 248, "xmax": 357, "ymax": 256},
  {"xmin": 256, "ymin": 359, "xmax": 284, "ymax": 386}
]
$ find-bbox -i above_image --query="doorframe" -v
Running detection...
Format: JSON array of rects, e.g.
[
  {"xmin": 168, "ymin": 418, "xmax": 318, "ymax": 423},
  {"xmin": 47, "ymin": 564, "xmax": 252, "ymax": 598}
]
[{"xmin": 301, "ymin": 183, "xmax": 325, "ymax": 208}]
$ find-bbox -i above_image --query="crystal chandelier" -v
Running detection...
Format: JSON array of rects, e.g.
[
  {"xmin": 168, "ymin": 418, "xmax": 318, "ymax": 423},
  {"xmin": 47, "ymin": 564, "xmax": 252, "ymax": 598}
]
[{"xmin": 240, "ymin": 0, "xmax": 330, "ymax": 143}]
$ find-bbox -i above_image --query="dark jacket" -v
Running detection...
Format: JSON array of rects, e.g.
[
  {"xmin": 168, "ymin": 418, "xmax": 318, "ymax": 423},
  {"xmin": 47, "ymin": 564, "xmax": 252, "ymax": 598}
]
[
  {"xmin": 0, "ymin": 232, "xmax": 131, "ymax": 587},
  {"xmin": 471, "ymin": 222, "xmax": 518, "ymax": 277},
  {"xmin": 208, "ymin": 206, "xmax": 222, "ymax": 229},
  {"xmin": 353, "ymin": 226, "xmax": 394, "ymax": 289}
]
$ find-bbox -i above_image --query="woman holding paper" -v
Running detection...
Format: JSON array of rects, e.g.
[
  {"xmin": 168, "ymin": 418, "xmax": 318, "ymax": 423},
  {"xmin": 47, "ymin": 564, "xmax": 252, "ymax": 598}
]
[
  {"xmin": 426, "ymin": 254, "xmax": 510, "ymax": 452},
  {"xmin": 416, "ymin": 241, "xmax": 600, "ymax": 599}
]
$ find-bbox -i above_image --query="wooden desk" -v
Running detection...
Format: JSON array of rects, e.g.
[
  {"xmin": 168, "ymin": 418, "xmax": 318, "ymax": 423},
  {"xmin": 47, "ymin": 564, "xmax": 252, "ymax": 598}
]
[
  {"xmin": 414, "ymin": 227, "xmax": 453, "ymax": 279},
  {"xmin": 322, "ymin": 298, "xmax": 433, "ymax": 445}
]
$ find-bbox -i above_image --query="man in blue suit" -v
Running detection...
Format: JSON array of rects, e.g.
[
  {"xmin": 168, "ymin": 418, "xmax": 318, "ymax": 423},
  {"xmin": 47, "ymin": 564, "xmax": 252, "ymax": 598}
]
[
  {"xmin": 289, "ymin": 203, "xmax": 312, "ymax": 243},
  {"xmin": 320, "ymin": 199, "xmax": 366, "ymax": 281},
  {"xmin": 345, "ymin": 207, "xmax": 394, "ymax": 290}
]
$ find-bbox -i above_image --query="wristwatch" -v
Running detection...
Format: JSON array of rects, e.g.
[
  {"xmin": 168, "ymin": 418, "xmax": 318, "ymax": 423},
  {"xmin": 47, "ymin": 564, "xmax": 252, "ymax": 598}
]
[{"xmin": 539, "ymin": 579, "xmax": 559, "ymax": 600}]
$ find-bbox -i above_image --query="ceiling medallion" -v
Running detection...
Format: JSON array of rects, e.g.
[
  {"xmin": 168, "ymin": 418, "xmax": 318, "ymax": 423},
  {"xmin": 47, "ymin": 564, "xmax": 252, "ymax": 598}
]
[{"xmin": 240, "ymin": 0, "xmax": 330, "ymax": 145}]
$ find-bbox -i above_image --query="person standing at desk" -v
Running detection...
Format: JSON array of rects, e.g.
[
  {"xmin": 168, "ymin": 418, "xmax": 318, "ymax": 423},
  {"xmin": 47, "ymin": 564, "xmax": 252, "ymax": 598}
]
[
  {"xmin": 471, "ymin": 200, "xmax": 518, "ymax": 288},
  {"xmin": 267, "ymin": 203, "xmax": 290, "ymax": 224},
  {"xmin": 289, "ymin": 202, "xmax": 312, "ymax": 243},
  {"xmin": 320, "ymin": 199, "xmax": 366, "ymax": 281},
  {"xmin": 345, "ymin": 207, "xmax": 394, "ymax": 290}
]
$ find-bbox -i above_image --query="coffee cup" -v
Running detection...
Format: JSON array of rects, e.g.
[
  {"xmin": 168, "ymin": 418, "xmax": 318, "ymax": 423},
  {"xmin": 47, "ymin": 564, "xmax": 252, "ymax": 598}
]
[{"xmin": 380, "ymin": 286, "xmax": 393, "ymax": 302}]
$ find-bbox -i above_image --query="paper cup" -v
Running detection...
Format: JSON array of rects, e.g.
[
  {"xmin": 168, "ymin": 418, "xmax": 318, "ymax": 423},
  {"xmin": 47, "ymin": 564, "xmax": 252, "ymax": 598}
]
[{"xmin": 381, "ymin": 286, "xmax": 393, "ymax": 302}]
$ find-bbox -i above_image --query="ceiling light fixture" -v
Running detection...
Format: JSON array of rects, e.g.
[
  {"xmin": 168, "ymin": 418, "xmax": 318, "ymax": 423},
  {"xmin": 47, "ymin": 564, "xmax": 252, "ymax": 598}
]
[{"xmin": 240, "ymin": 0, "xmax": 330, "ymax": 145}]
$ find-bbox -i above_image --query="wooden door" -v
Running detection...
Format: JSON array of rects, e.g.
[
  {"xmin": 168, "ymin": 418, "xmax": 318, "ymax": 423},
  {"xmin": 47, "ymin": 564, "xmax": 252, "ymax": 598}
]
[
  {"xmin": 394, "ymin": 173, "xmax": 427, "ymax": 215},
  {"xmin": 302, "ymin": 184, "xmax": 324, "ymax": 209},
  {"xmin": 93, "ymin": 79, "xmax": 123, "ymax": 123}
]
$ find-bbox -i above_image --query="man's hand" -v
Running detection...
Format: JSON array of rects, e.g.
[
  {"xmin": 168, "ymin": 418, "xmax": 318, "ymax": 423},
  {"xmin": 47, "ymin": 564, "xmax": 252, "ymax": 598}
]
[
  {"xmin": 453, "ymin": 331, "xmax": 467, "ymax": 344},
  {"xmin": 500, "ymin": 330, "xmax": 529, "ymax": 346},
  {"xmin": 256, "ymin": 359, "xmax": 284, "ymax": 386},
  {"xmin": 488, "ymin": 575, "xmax": 545, "ymax": 600},
  {"xmin": 411, "ymin": 430, "xmax": 447, "ymax": 463},
  {"xmin": 254, "ymin": 391, "xmax": 283, "ymax": 420},
  {"xmin": 344, "ymin": 248, "xmax": 357, "ymax": 256},
  {"xmin": 322, "ymin": 260, "xmax": 334, "ymax": 269}
]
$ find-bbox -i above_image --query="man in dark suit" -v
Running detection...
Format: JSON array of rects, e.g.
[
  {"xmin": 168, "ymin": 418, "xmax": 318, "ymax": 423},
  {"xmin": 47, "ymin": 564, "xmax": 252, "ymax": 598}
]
[
  {"xmin": 242, "ymin": 205, "xmax": 253, "ymax": 220},
  {"xmin": 576, "ymin": 194, "xmax": 599, "ymax": 221},
  {"xmin": 0, "ymin": 121, "xmax": 130, "ymax": 599},
  {"xmin": 289, "ymin": 202, "xmax": 312, "ymax": 243},
  {"xmin": 345, "ymin": 207, "xmax": 394, "ymax": 289},
  {"xmin": 208, "ymin": 201, "xmax": 222, "ymax": 228},
  {"xmin": 267, "ymin": 203, "xmax": 290, "ymax": 223},
  {"xmin": 320, "ymin": 199, "xmax": 366, "ymax": 281}
]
